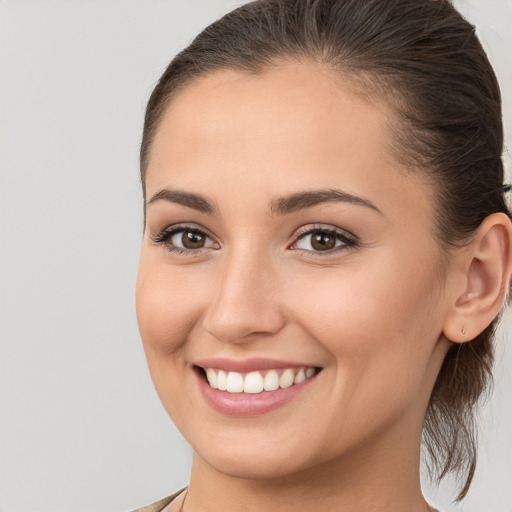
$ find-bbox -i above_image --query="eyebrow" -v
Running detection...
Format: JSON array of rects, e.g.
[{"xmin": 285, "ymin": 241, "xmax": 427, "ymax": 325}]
[
  {"xmin": 146, "ymin": 187, "xmax": 383, "ymax": 217},
  {"xmin": 269, "ymin": 189, "xmax": 383, "ymax": 216},
  {"xmin": 146, "ymin": 188, "xmax": 217, "ymax": 215}
]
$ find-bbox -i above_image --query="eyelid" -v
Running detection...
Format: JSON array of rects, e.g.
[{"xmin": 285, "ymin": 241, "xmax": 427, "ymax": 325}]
[
  {"xmin": 293, "ymin": 223, "xmax": 355, "ymax": 239},
  {"xmin": 150, "ymin": 223, "xmax": 219, "ymax": 251},
  {"xmin": 288, "ymin": 224, "xmax": 358, "ymax": 254}
]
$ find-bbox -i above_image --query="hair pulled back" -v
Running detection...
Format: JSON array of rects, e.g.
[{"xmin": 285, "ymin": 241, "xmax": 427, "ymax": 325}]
[{"xmin": 140, "ymin": 0, "xmax": 510, "ymax": 500}]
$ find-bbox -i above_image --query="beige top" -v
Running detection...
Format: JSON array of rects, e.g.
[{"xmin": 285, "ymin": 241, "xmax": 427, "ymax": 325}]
[
  {"xmin": 131, "ymin": 489, "xmax": 185, "ymax": 512},
  {"xmin": 131, "ymin": 489, "xmax": 440, "ymax": 512}
]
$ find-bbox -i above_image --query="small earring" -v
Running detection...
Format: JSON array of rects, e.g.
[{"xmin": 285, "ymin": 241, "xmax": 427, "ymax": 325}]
[{"xmin": 461, "ymin": 327, "xmax": 467, "ymax": 335}]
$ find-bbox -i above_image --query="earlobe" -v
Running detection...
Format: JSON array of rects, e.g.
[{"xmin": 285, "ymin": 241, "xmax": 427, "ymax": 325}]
[{"xmin": 443, "ymin": 213, "xmax": 512, "ymax": 344}]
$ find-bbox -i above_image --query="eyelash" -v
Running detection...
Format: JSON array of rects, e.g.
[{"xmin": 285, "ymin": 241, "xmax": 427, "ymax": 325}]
[
  {"xmin": 150, "ymin": 225, "xmax": 216, "ymax": 256},
  {"xmin": 291, "ymin": 225, "xmax": 357, "ymax": 256},
  {"xmin": 150, "ymin": 223, "xmax": 358, "ymax": 257}
]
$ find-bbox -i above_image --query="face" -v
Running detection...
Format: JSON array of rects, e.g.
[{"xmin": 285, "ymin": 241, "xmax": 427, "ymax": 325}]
[{"xmin": 136, "ymin": 62, "xmax": 451, "ymax": 480}]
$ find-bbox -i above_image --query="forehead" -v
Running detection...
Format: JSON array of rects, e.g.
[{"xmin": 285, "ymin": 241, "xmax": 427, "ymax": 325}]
[
  {"xmin": 150, "ymin": 62, "xmax": 391, "ymax": 172},
  {"xmin": 146, "ymin": 62, "xmax": 432, "ymax": 229}
]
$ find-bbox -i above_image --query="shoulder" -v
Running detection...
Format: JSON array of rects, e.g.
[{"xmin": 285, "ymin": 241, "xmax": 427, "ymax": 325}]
[{"xmin": 130, "ymin": 489, "xmax": 186, "ymax": 512}]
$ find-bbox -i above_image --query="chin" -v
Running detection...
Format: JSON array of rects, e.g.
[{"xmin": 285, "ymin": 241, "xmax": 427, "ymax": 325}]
[{"xmin": 196, "ymin": 445, "xmax": 312, "ymax": 481}]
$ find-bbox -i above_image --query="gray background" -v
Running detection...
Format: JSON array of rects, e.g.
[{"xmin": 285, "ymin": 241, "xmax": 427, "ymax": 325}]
[{"xmin": 0, "ymin": 1, "xmax": 510, "ymax": 511}]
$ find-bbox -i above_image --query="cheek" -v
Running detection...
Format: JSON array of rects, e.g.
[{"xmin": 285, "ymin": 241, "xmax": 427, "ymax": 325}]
[
  {"xmin": 286, "ymin": 249, "xmax": 443, "ymax": 405},
  {"xmin": 291, "ymin": 255, "xmax": 439, "ymax": 347},
  {"xmin": 135, "ymin": 255, "xmax": 204, "ymax": 365},
  {"xmin": 135, "ymin": 256, "xmax": 208, "ymax": 424}
]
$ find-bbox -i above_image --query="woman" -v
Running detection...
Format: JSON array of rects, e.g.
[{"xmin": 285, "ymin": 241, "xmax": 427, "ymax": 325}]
[{"xmin": 134, "ymin": 0, "xmax": 512, "ymax": 511}]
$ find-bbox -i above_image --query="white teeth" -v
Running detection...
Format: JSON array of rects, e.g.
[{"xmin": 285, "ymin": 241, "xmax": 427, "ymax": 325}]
[
  {"xmin": 279, "ymin": 368, "xmax": 295, "ymax": 388},
  {"xmin": 243, "ymin": 371, "xmax": 264, "ymax": 393},
  {"xmin": 294, "ymin": 368, "xmax": 306, "ymax": 384},
  {"xmin": 226, "ymin": 371, "xmax": 244, "ymax": 393},
  {"xmin": 206, "ymin": 368, "xmax": 218, "ymax": 389},
  {"xmin": 203, "ymin": 366, "xmax": 317, "ymax": 393},
  {"xmin": 263, "ymin": 370, "xmax": 279, "ymax": 391},
  {"xmin": 217, "ymin": 370, "xmax": 227, "ymax": 391}
]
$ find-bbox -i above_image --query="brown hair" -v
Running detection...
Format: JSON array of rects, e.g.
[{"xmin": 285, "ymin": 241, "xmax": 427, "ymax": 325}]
[{"xmin": 140, "ymin": 0, "xmax": 510, "ymax": 500}]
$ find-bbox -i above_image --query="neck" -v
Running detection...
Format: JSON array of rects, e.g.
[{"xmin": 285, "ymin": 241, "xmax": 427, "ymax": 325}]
[{"xmin": 184, "ymin": 419, "xmax": 431, "ymax": 512}]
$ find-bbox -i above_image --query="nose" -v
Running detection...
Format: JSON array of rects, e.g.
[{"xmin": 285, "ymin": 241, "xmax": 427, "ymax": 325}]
[{"xmin": 200, "ymin": 248, "xmax": 286, "ymax": 344}]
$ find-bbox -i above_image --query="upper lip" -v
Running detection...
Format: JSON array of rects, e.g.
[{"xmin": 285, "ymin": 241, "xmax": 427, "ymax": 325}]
[{"xmin": 195, "ymin": 358, "xmax": 318, "ymax": 373}]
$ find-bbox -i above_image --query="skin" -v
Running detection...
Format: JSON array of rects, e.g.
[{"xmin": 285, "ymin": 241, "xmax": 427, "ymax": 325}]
[{"xmin": 136, "ymin": 62, "xmax": 512, "ymax": 512}]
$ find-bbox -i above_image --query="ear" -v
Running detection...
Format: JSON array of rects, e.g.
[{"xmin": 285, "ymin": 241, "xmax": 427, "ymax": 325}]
[{"xmin": 443, "ymin": 212, "xmax": 512, "ymax": 343}]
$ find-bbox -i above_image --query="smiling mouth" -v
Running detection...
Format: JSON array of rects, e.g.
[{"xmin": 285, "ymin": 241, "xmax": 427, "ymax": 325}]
[{"xmin": 197, "ymin": 366, "xmax": 320, "ymax": 394}]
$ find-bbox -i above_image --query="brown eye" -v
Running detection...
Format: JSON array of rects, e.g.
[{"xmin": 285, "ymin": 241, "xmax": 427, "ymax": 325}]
[
  {"xmin": 310, "ymin": 231, "xmax": 336, "ymax": 251},
  {"xmin": 292, "ymin": 227, "xmax": 356, "ymax": 254},
  {"xmin": 181, "ymin": 230, "xmax": 206, "ymax": 249},
  {"xmin": 156, "ymin": 226, "xmax": 218, "ymax": 253}
]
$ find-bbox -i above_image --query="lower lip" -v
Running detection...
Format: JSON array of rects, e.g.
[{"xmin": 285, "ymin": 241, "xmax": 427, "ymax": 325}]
[{"xmin": 195, "ymin": 368, "xmax": 318, "ymax": 416}]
